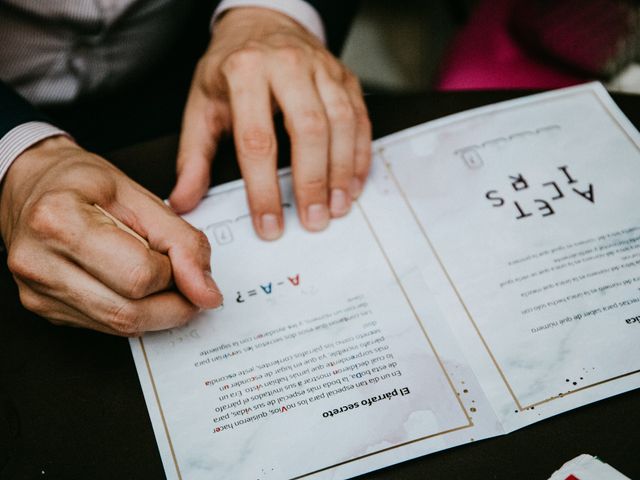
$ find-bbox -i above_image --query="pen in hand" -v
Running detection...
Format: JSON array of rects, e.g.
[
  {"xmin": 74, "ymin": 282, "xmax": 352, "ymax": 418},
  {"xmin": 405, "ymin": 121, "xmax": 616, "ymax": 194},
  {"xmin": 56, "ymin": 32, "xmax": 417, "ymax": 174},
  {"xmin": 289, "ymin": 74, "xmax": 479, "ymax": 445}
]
[{"xmin": 94, "ymin": 204, "xmax": 150, "ymax": 248}]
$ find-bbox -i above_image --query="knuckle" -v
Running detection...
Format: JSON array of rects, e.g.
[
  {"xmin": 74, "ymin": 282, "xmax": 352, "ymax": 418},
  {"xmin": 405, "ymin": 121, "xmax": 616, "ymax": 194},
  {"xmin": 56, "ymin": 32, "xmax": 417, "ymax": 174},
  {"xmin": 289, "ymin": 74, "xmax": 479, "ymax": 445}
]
[
  {"xmin": 26, "ymin": 191, "xmax": 71, "ymax": 238},
  {"xmin": 7, "ymin": 247, "xmax": 26, "ymax": 277},
  {"xmin": 188, "ymin": 229, "xmax": 212, "ymax": 256},
  {"xmin": 298, "ymin": 177, "xmax": 327, "ymax": 196},
  {"xmin": 239, "ymin": 128, "xmax": 276, "ymax": 158},
  {"xmin": 321, "ymin": 57, "xmax": 345, "ymax": 80},
  {"xmin": 196, "ymin": 57, "xmax": 216, "ymax": 86},
  {"xmin": 124, "ymin": 263, "xmax": 156, "ymax": 299},
  {"xmin": 345, "ymin": 70, "xmax": 362, "ymax": 90},
  {"xmin": 330, "ymin": 163, "xmax": 353, "ymax": 182},
  {"xmin": 7, "ymin": 246, "xmax": 39, "ymax": 281},
  {"xmin": 18, "ymin": 288, "xmax": 45, "ymax": 314},
  {"xmin": 195, "ymin": 229, "xmax": 211, "ymax": 250},
  {"xmin": 327, "ymin": 99, "xmax": 355, "ymax": 124},
  {"xmin": 275, "ymin": 46, "xmax": 306, "ymax": 65},
  {"xmin": 291, "ymin": 110, "xmax": 328, "ymax": 138},
  {"xmin": 356, "ymin": 109, "xmax": 372, "ymax": 132},
  {"xmin": 223, "ymin": 48, "xmax": 263, "ymax": 74},
  {"xmin": 110, "ymin": 301, "xmax": 142, "ymax": 335}
]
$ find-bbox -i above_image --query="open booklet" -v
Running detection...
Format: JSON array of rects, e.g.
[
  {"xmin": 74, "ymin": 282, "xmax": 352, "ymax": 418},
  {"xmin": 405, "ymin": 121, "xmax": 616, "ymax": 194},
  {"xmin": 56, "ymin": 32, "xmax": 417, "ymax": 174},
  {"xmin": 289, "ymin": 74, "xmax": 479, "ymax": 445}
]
[{"xmin": 130, "ymin": 83, "xmax": 640, "ymax": 480}]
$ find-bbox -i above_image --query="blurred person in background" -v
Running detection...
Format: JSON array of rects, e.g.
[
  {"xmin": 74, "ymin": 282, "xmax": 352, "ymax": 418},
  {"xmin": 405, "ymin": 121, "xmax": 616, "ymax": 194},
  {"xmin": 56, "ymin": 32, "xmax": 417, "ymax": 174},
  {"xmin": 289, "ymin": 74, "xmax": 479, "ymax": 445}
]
[{"xmin": 438, "ymin": 0, "xmax": 640, "ymax": 91}]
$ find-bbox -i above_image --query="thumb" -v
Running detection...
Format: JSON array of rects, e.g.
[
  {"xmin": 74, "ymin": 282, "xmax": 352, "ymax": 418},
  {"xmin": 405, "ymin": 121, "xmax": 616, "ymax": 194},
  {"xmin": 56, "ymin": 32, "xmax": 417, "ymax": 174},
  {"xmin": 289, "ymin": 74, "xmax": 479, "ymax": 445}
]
[
  {"xmin": 116, "ymin": 181, "xmax": 223, "ymax": 309},
  {"xmin": 169, "ymin": 93, "xmax": 226, "ymax": 213}
]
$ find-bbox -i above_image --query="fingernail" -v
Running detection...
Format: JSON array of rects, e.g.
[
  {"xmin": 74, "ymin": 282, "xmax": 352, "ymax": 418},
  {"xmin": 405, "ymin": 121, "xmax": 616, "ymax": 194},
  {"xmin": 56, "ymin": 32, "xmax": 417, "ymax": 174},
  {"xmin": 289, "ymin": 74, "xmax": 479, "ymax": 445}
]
[
  {"xmin": 260, "ymin": 213, "xmax": 282, "ymax": 241},
  {"xmin": 211, "ymin": 303, "xmax": 225, "ymax": 312},
  {"xmin": 306, "ymin": 203, "xmax": 329, "ymax": 231},
  {"xmin": 329, "ymin": 189, "xmax": 350, "ymax": 217},
  {"xmin": 349, "ymin": 177, "xmax": 363, "ymax": 199},
  {"xmin": 203, "ymin": 269, "xmax": 222, "ymax": 296}
]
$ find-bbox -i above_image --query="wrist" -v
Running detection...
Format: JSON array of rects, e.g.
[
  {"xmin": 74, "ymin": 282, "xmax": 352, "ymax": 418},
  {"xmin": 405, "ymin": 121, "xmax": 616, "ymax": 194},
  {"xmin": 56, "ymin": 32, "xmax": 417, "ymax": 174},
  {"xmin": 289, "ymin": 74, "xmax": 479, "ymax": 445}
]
[
  {"xmin": 211, "ymin": 0, "xmax": 326, "ymax": 45},
  {"xmin": 217, "ymin": 6, "xmax": 297, "ymax": 28},
  {"xmin": 212, "ymin": 6, "xmax": 315, "ymax": 47},
  {"xmin": 0, "ymin": 135, "xmax": 78, "ymax": 232},
  {"xmin": 5, "ymin": 135, "xmax": 77, "ymax": 189}
]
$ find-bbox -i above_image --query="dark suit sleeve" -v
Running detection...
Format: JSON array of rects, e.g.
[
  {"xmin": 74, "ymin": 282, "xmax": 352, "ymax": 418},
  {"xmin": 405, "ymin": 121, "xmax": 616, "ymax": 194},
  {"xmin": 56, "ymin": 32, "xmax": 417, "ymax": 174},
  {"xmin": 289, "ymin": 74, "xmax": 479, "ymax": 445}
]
[
  {"xmin": 0, "ymin": 80, "xmax": 50, "ymax": 138},
  {"xmin": 304, "ymin": 1, "xmax": 360, "ymax": 54}
]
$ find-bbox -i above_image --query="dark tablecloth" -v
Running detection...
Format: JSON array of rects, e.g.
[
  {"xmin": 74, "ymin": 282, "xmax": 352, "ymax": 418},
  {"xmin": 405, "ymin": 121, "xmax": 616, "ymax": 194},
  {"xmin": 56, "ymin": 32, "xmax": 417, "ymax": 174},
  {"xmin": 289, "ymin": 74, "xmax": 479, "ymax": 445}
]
[{"xmin": 1, "ymin": 90, "xmax": 639, "ymax": 480}]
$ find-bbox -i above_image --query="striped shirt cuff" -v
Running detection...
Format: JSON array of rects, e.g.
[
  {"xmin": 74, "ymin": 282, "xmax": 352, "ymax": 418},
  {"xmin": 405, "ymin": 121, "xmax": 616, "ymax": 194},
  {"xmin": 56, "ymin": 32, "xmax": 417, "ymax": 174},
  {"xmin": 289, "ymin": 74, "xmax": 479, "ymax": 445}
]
[
  {"xmin": 0, "ymin": 122, "xmax": 68, "ymax": 184},
  {"xmin": 212, "ymin": 0, "xmax": 326, "ymax": 45}
]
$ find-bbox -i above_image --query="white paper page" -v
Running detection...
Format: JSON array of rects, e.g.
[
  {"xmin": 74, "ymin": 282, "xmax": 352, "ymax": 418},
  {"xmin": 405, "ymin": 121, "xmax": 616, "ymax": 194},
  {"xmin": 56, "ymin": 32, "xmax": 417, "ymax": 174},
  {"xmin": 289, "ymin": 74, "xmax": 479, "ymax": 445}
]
[
  {"xmin": 375, "ymin": 83, "xmax": 640, "ymax": 432},
  {"xmin": 130, "ymin": 170, "xmax": 501, "ymax": 480}
]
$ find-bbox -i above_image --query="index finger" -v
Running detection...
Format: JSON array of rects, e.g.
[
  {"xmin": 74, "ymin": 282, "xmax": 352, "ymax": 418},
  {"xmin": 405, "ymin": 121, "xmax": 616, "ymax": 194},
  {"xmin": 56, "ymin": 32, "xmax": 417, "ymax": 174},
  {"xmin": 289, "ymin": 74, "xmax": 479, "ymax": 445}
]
[{"xmin": 111, "ymin": 182, "xmax": 223, "ymax": 309}]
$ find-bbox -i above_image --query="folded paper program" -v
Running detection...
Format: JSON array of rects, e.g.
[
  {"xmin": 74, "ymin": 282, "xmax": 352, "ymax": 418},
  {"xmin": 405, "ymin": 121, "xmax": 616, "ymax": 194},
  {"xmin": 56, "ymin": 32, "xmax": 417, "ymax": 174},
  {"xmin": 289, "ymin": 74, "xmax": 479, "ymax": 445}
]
[{"xmin": 131, "ymin": 83, "xmax": 640, "ymax": 480}]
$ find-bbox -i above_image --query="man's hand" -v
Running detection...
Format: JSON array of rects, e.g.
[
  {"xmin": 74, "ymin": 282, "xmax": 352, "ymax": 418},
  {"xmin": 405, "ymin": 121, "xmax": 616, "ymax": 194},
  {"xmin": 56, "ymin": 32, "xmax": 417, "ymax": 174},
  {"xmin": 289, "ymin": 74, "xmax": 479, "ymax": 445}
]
[
  {"xmin": 169, "ymin": 7, "xmax": 371, "ymax": 240},
  {"xmin": 0, "ymin": 136, "xmax": 222, "ymax": 336}
]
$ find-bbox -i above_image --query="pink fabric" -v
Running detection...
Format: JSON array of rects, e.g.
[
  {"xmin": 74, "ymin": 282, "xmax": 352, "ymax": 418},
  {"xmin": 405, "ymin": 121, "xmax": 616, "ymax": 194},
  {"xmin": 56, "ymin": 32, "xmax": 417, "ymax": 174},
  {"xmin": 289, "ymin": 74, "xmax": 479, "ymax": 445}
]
[{"xmin": 436, "ymin": 0, "xmax": 588, "ymax": 90}]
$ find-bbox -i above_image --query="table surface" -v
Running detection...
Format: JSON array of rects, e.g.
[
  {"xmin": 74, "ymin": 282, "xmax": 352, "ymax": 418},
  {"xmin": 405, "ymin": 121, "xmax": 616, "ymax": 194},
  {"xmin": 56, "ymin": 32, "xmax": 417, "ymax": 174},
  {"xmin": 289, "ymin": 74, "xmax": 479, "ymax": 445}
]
[{"xmin": 1, "ymin": 90, "xmax": 639, "ymax": 480}]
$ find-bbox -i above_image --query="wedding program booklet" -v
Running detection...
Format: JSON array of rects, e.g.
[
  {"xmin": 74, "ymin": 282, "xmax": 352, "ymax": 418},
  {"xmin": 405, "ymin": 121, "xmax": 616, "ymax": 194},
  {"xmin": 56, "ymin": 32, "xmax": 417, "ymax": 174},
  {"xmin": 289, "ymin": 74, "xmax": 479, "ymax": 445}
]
[{"xmin": 130, "ymin": 83, "xmax": 640, "ymax": 480}]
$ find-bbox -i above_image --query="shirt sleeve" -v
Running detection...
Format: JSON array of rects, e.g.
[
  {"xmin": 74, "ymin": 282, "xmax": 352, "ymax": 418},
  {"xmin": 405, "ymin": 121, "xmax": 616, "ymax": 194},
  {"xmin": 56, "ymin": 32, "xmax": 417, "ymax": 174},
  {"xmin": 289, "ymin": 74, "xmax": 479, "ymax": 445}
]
[
  {"xmin": 212, "ymin": 0, "xmax": 326, "ymax": 45},
  {"xmin": 0, "ymin": 80, "xmax": 68, "ymax": 186},
  {"xmin": 0, "ymin": 122, "xmax": 68, "ymax": 182}
]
